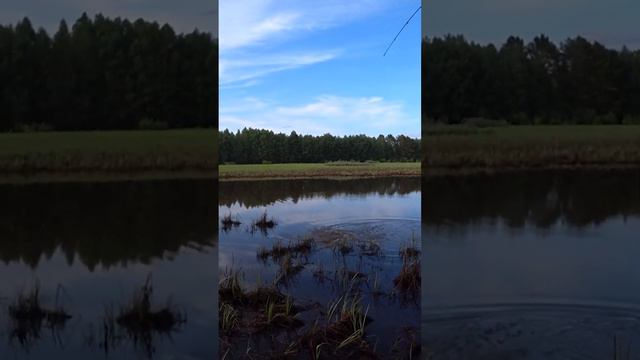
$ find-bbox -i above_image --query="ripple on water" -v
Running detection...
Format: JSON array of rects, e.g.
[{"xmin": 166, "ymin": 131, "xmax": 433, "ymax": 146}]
[{"xmin": 423, "ymin": 301, "xmax": 640, "ymax": 360}]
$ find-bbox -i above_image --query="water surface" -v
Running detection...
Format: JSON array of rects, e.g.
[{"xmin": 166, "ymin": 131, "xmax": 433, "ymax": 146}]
[
  {"xmin": 219, "ymin": 178, "xmax": 421, "ymax": 358},
  {"xmin": 0, "ymin": 179, "xmax": 217, "ymax": 359},
  {"xmin": 423, "ymin": 169, "xmax": 640, "ymax": 359}
]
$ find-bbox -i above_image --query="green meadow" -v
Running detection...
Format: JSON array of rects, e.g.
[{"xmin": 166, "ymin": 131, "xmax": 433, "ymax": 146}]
[
  {"xmin": 424, "ymin": 125, "xmax": 640, "ymax": 173},
  {"xmin": 219, "ymin": 161, "xmax": 420, "ymax": 180},
  {"xmin": 0, "ymin": 129, "xmax": 217, "ymax": 182}
]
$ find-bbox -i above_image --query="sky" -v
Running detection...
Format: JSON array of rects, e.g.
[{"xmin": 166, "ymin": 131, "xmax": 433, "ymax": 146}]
[
  {"xmin": 423, "ymin": 0, "xmax": 640, "ymax": 49},
  {"xmin": 219, "ymin": 0, "xmax": 421, "ymax": 138},
  {"xmin": 0, "ymin": 0, "xmax": 217, "ymax": 34}
]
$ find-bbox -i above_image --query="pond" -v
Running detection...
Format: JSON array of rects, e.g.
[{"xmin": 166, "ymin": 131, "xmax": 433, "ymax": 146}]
[
  {"xmin": 423, "ymin": 169, "xmax": 640, "ymax": 359},
  {"xmin": 218, "ymin": 177, "xmax": 421, "ymax": 359},
  {"xmin": 0, "ymin": 179, "xmax": 217, "ymax": 359}
]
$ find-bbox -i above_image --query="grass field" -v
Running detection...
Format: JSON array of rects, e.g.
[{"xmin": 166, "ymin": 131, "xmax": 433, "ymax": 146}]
[
  {"xmin": 0, "ymin": 129, "xmax": 217, "ymax": 181},
  {"xmin": 219, "ymin": 162, "xmax": 420, "ymax": 180},
  {"xmin": 424, "ymin": 125, "xmax": 640, "ymax": 173}
]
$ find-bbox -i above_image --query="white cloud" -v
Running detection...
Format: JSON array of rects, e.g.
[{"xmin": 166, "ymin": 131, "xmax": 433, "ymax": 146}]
[
  {"xmin": 219, "ymin": 0, "xmax": 389, "ymax": 86},
  {"xmin": 219, "ymin": 51, "xmax": 339, "ymax": 87},
  {"xmin": 219, "ymin": 0, "xmax": 384, "ymax": 51},
  {"xmin": 220, "ymin": 95, "xmax": 417, "ymax": 136}
]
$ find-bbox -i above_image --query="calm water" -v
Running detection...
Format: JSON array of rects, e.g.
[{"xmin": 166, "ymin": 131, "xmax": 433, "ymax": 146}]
[
  {"xmin": 0, "ymin": 179, "xmax": 217, "ymax": 359},
  {"xmin": 219, "ymin": 178, "xmax": 421, "ymax": 357},
  {"xmin": 423, "ymin": 169, "xmax": 640, "ymax": 359}
]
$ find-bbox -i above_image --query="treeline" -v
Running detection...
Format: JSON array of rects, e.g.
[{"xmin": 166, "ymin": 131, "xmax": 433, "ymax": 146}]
[
  {"xmin": 423, "ymin": 35, "xmax": 640, "ymax": 124},
  {"xmin": 0, "ymin": 14, "xmax": 217, "ymax": 132},
  {"xmin": 219, "ymin": 128, "xmax": 420, "ymax": 164}
]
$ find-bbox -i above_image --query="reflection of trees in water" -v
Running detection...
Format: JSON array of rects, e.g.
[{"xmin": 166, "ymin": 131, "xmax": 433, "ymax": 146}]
[
  {"xmin": 423, "ymin": 169, "xmax": 640, "ymax": 228},
  {"xmin": 219, "ymin": 177, "xmax": 421, "ymax": 208},
  {"xmin": 0, "ymin": 179, "xmax": 217, "ymax": 269}
]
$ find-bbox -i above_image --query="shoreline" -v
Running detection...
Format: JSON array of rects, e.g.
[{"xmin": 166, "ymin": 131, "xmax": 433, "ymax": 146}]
[{"xmin": 0, "ymin": 170, "xmax": 217, "ymax": 185}]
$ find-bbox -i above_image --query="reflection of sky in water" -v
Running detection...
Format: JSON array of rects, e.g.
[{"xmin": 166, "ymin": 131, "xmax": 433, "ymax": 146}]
[
  {"xmin": 220, "ymin": 191, "xmax": 420, "ymax": 271},
  {"xmin": 0, "ymin": 179, "xmax": 217, "ymax": 359},
  {"xmin": 424, "ymin": 216, "xmax": 640, "ymax": 308},
  {"xmin": 0, "ymin": 247, "xmax": 217, "ymax": 360},
  {"xmin": 221, "ymin": 192, "xmax": 420, "ymax": 227},
  {"xmin": 220, "ymin": 184, "xmax": 421, "ymax": 354},
  {"xmin": 423, "ymin": 186, "xmax": 640, "ymax": 359}
]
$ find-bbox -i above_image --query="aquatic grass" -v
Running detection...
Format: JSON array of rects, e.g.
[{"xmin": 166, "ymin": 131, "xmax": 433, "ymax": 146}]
[
  {"xmin": 219, "ymin": 267, "xmax": 246, "ymax": 304},
  {"xmin": 7, "ymin": 282, "xmax": 72, "ymax": 350},
  {"xmin": 399, "ymin": 243, "xmax": 421, "ymax": 262},
  {"xmin": 358, "ymin": 239, "xmax": 382, "ymax": 257},
  {"xmin": 252, "ymin": 295, "xmax": 302, "ymax": 331},
  {"xmin": 274, "ymin": 254, "xmax": 305, "ymax": 286},
  {"xmin": 219, "ymin": 302, "xmax": 239, "ymax": 334},
  {"xmin": 332, "ymin": 238, "xmax": 354, "ymax": 255},
  {"xmin": 369, "ymin": 272, "xmax": 385, "ymax": 297},
  {"xmin": 253, "ymin": 211, "xmax": 276, "ymax": 229},
  {"xmin": 245, "ymin": 284, "xmax": 286, "ymax": 308},
  {"xmin": 256, "ymin": 236, "xmax": 315, "ymax": 262},
  {"xmin": 221, "ymin": 213, "xmax": 241, "ymax": 231},
  {"xmin": 116, "ymin": 275, "xmax": 186, "ymax": 337},
  {"xmin": 393, "ymin": 258, "xmax": 421, "ymax": 292}
]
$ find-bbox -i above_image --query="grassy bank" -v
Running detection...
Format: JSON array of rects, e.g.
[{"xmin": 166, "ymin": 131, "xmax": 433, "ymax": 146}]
[
  {"xmin": 0, "ymin": 129, "xmax": 217, "ymax": 182},
  {"xmin": 219, "ymin": 162, "xmax": 420, "ymax": 181},
  {"xmin": 424, "ymin": 125, "xmax": 640, "ymax": 173}
]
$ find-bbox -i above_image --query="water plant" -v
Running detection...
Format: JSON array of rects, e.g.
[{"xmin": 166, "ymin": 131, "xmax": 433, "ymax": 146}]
[
  {"xmin": 7, "ymin": 282, "xmax": 71, "ymax": 350},
  {"xmin": 221, "ymin": 213, "xmax": 241, "ymax": 232},
  {"xmin": 115, "ymin": 275, "xmax": 186, "ymax": 358},
  {"xmin": 219, "ymin": 302, "xmax": 239, "ymax": 334},
  {"xmin": 393, "ymin": 258, "xmax": 421, "ymax": 292}
]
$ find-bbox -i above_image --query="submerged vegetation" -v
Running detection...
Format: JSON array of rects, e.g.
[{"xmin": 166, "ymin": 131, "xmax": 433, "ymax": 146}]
[
  {"xmin": 93, "ymin": 275, "xmax": 186, "ymax": 358},
  {"xmin": 220, "ymin": 226, "xmax": 422, "ymax": 359},
  {"xmin": 3, "ymin": 275, "xmax": 188, "ymax": 357},
  {"xmin": 221, "ymin": 213, "xmax": 242, "ymax": 232},
  {"xmin": 7, "ymin": 282, "xmax": 71, "ymax": 350}
]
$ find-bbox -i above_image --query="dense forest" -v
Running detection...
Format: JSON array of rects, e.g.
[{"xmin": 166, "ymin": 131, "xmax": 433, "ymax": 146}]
[
  {"xmin": 423, "ymin": 35, "xmax": 640, "ymax": 124},
  {"xmin": 0, "ymin": 14, "xmax": 217, "ymax": 132},
  {"xmin": 219, "ymin": 128, "xmax": 420, "ymax": 164}
]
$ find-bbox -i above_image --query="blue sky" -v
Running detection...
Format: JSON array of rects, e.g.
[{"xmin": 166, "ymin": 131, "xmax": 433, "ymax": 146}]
[
  {"xmin": 219, "ymin": 0, "xmax": 421, "ymax": 138},
  {"xmin": 424, "ymin": 0, "xmax": 640, "ymax": 50}
]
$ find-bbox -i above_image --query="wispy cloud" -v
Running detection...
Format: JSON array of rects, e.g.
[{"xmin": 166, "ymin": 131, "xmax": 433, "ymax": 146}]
[
  {"xmin": 220, "ymin": 95, "xmax": 417, "ymax": 136},
  {"xmin": 219, "ymin": 0, "xmax": 387, "ymax": 86},
  {"xmin": 220, "ymin": 51, "xmax": 340, "ymax": 87}
]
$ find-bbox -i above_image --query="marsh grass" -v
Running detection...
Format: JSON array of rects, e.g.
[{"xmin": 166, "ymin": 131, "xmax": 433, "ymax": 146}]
[
  {"xmin": 219, "ymin": 302, "xmax": 239, "ymax": 334},
  {"xmin": 256, "ymin": 236, "xmax": 315, "ymax": 262},
  {"xmin": 221, "ymin": 213, "xmax": 241, "ymax": 232},
  {"xmin": 115, "ymin": 275, "xmax": 186, "ymax": 357},
  {"xmin": 358, "ymin": 239, "xmax": 382, "ymax": 257},
  {"xmin": 332, "ymin": 238, "xmax": 354, "ymax": 255},
  {"xmin": 254, "ymin": 211, "xmax": 276, "ymax": 229},
  {"xmin": 274, "ymin": 254, "xmax": 305, "ymax": 286},
  {"xmin": 219, "ymin": 267, "xmax": 246, "ymax": 305},
  {"xmin": 399, "ymin": 235, "xmax": 421, "ymax": 262},
  {"xmin": 7, "ymin": 282, "xmax": 71, "ymax": 349},
  {"xmin": 221, "ymin": 226, "xmax": 421, "ymax": 358},
  {"xmin": 393, "ymin": 258, "xmax": 421, "ymax": 293}
]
